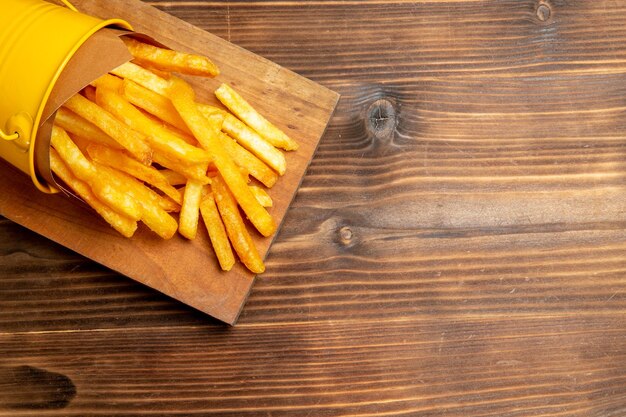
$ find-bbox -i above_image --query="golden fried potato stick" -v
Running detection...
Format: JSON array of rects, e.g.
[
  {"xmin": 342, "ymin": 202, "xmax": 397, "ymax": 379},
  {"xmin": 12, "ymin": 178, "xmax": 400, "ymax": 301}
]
[
  {"xmin": 249, "ymin": 184, "xmax": 273, "ymax": 208},
  {"xmin": 91, "ymin": 73, "xmax": 123, "ymax": 93},
  {"xmin": 212, "ymin": 174, "xmax": 264, "ymax": 274},
  {"xmin": 219, "ymin": 132, "xmax": 277, "ymax": 188},
  {"xmin": 50, "ymin": 148, "xmax": 138, "ymax": 238},
  {"xmin": 111, "ymin": 62, "xmax": 170, "ymax": 96},
  {"xmin": 55, "ymin": 107, "xmax": 123, "ymax": 150},
  {"xmin": 178, "ymin": 179, "xmax": 203, "ymax": 239},
  {"xmin": 159, "ymin": 169, "xmax": 188, "ymax": 186},
  {"xmin": 83, "ymin": 85, "xmax": 97, "ymax": 102},
  {"xmin": 122, "ymin": 37, "xmax": 219, "ymax": 77},
  {"xmin": 95, "ymin": 87, "xmax": 210, "ymax": 165},
  {"xmin": 152, "ymin": 151, "xmax": 211, "ymax": 184},
  {"xmin": 122, "ymin": 79, "xmax": 192, "ymax": 135},
  {"xmin": 63, "ymin": 94, "xmax": 152, "ymax": 165},
  {"xmin": 96, "ymin": 163, "xmax": 178, "ymax": 239},
  {"xmin": 86, "ymin": 143, "xmax": 182, "ymax": 205},
  {"xmin": 215, "ymin": 83, "xmax": 298, "ymax": 151},
  {"xmin": 50, "ymin": 125, "xmax": 143, "ymax": 221},
  {"xmin": 200, "ymin": 193, "xmax": 235, "ymax": 271},
  {"xmin": 168, "ymin": 76, "xmax": 276, "ymax": 237}
]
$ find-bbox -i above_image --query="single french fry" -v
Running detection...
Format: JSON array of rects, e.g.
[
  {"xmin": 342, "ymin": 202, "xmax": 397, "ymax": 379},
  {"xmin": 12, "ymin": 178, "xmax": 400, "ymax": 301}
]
[
  {"xmin": 215, "ymin": 83, "xmax": 298, "ymax": 151},
  {"xmin": 96, "ymin": 163, "xmax": 178, "ymax": 239},
  {"xmin": 159, "ymin": 169, "xmax": 188, "ymax": 187},
  {"xmin": 86, "ymin": 143, "xmax": 182, "ymax": 205},
  {"xmin": 111, "ymin": 61, "xmax": 170, "ymax": 96},
  {"xmin": 91, "ymin": 73, "xmax": 123, "ymax": 93},
  {"xmin": 50, "ymin": 148, "xmax": 137, "ymax": 238},
  {"xmin": 169, "ymin": 76, "xmax": 276, "ymax": 237},
  {"xmin": 178, "ymin": 179, "xmax": 203, "ymax": 239},
  {"xmin": 220, "ymin": 132, "xmax": 278, "ymax": 188},
  {"xmin": 95, "ymin": 87, "xmax": 210, "ymax": 165},
  {"xmin": 122, "ymin": 79, "xmax": 192, "ymax": 135},
  {"xmin": 54, "ymin": 107, "xmax": 123, "ymax": 150},
  {"xmin": 249, "ymin": 185, "xmax": 273, "ymax": 207},
  {"xmin": 122, "ymin": 37, "xmax": 219, "ymax": 77},
  {"xmin": 50, "ymin": 126, "xmax": 143, "ymax": 221},
  {"xmin": 200, "ymin": 193, "xmax": 235, "ymax": 271},
  {"xmin": 212, "ymin": 175, "xmax": 264, "ymax": 274},
  {"xmin": 63, "ymin": 94, "xmax": 152, "ymax": 165},
  {"xmin": 153, "ymin": 151, "xmax": 210, "ymax": 184}
]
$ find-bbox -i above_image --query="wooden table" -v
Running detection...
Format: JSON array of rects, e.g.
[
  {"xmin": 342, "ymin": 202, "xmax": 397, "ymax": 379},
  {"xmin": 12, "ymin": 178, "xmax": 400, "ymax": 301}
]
[{"xmin": 2, "ymin": 0, "xmax": 626, "ymax": 415}]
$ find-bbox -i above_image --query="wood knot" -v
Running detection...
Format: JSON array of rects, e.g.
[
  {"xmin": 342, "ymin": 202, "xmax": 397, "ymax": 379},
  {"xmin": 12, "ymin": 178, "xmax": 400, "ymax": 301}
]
[
  {"xmin": 366, "ymin": 99, "xmax": 397, "ymax": 140},
  {"xmin": 339, "ymin": 226, "xmax": 353, "ymax": 243},
  {"xmin": 536, "ymin": 2, "xmax": 551, "ymax": 22},
  {"xmin": 0, "ymin": 365, "xmax": 76, "ymax": 410}
]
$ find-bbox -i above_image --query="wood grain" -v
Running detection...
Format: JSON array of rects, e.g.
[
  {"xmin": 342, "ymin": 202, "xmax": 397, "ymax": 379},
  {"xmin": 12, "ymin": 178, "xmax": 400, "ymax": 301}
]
[
  {"xmin": 0, "ymin": 0, "xmax": 338, "ymax": 325},
  {"xmin": 2, "ymin": 0, "xmax": 626, "ymax": 415}
]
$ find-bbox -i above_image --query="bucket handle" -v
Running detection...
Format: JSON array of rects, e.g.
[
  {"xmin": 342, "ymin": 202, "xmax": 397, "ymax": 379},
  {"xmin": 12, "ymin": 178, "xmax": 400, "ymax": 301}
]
[
  {"xmin": 59, "ymin": 0, "xmax": 78, "ymax": 12},
  {"xmin": 0, "ymin": 0, "xmax": 78, "ymax": 143},
  {"xmin": 0, "ymin": 130, "xmax": 18, "ymax": 142}
]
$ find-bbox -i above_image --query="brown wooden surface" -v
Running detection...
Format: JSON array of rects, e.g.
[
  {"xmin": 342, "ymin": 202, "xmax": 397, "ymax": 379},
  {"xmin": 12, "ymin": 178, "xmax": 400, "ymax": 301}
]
[
  {"xmin": 0, "ymin": 0, "xmax": 338, "ymax": 325},
  {"xmin": 2, "ymin": 0, "xmax": 626, "ymax": 415}
]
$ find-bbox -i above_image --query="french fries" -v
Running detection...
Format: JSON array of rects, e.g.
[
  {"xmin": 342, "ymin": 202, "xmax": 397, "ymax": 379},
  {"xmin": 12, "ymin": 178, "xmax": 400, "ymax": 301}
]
[
  {"xmin": 51, "ymin": 37, "xmax": 298, "ymax": 274},
  {"xmin": 249, "ymin": 185, "xmax": 273, "ymax": 208},
  {"xmin": 122, "ymin": 37, "xmax": 219, "ymax": 77},
  {"xmin": 95, "ymin": 87, "xmax": 211, "ymax": 165},
  {"xmin": 122, "ymin": 79, "xmax": 192, "ymax": 135},
  {"xmin": 212, "ymin": 174, "xmax": 264, "ymax": 274},
  {"xmin": 63, "ymin": 94, "xmax": 153, "ymax": 165},
  {"xmin": 159, "ymin": 169, "xmax": 188, "ymax": 186},
  {"xmin": 95, "ymin": 163, "xmax": 178, "ymax": 239},
  {"xmin": 51, "ymin": 125, "xmax": 143, "ymax": 221},
  {"xmin": 200, "ymin": 193, "xmax": 235, "ymax": 271},
  {"xmin": 55, "ymin": 107, "xmax": 124, "ymax": 150},
  {"xmin": 50, "ymin": 148, "xmax": 138, "ymax": 238},
  {"xmin": 86, "ymin": 142, "xmax": 182, "ymax": 204},
  {"xmin": 215, "ymin": 83, "xmax": 298, "ymax": 151},
  {"xmin": 219, "ymin": 132, "xmax": 277, "ymax": 188},
  {"xmin": 211, "ymin": 107, "xmax": 287, "ymax": 176},
  {"xmin": 168, "ymin": 76, "xmax": 276, "ymax": 238},
  {"xmin": 111, "ymin": 61, "xmax": 170, "ymax": 96},
  {"xmin": 178, "ymin": 179, "xmax": 203, "ymax": 240}
]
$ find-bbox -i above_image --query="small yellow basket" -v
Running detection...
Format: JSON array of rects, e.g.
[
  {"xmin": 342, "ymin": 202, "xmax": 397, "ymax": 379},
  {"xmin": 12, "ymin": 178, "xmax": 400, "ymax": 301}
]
[{"xmin": 0, "ymin": 0, "xmax": 131, "ymax": 192}]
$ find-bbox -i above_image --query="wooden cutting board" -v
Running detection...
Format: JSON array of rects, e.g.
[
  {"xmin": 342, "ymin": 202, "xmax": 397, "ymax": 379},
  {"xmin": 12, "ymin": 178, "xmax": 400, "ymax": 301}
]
[{"xmin": 0, "ymin": 0, "xmax": 339, "ymax": 324}]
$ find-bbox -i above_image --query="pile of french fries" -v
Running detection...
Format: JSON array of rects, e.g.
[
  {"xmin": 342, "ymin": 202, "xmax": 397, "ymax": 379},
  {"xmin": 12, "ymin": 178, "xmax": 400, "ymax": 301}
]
[{"xmin": 51, "ymin": 37, "xmax": 298, "ymax": 274}]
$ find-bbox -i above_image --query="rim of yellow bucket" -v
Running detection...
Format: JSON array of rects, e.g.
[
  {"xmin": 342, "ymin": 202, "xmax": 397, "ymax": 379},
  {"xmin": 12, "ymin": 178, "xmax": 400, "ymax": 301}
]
[{"xmin": 30, "ymin": 9, "xmax": 133, "ymax": 193}]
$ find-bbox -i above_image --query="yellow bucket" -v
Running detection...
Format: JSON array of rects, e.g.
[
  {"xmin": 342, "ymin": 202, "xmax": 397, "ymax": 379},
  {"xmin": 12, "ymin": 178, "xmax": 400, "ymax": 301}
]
[{"xmin": 0, "ymin": 0, "xmax": 131, "ymax": 192}]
